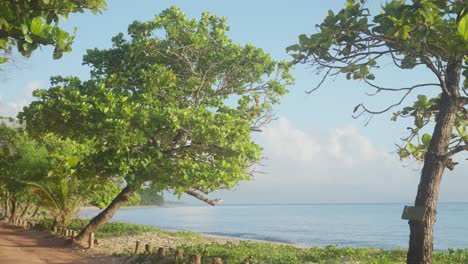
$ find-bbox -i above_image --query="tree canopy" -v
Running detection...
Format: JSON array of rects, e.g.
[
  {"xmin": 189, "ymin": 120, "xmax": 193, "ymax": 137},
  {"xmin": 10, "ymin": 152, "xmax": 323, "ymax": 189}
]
[
  {"xmin": 19, "ymin": 6, "xmax": 293, "ymax": 241},
  {"xmin": 288, "ymin": 0, "xmax": 467, "ymax": 263},
  {"xmin": 0, "ymin": 0, "xmax": 106, "ymax": 64}
]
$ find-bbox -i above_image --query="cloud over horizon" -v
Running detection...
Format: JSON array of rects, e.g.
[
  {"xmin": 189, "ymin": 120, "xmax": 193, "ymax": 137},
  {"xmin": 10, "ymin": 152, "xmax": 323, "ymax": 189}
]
[{"xmin": 204, "ymin": 118, "xmax": 468, "ymax": 204}]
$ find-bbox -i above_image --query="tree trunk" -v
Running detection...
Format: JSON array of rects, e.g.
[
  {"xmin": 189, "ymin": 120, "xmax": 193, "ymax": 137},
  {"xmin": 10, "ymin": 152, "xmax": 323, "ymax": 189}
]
[
  {"xmin": 30, "ymin": 206, "xmax": 40, "ymax": 219},
  {"xmin": 3, "ymin": 192, "xmax": 10, "ymax": 218},
  {"xmin": 74, "ymin": 185, "xmax": 134, "ymax": 243},
  {"xmin": 9, "ymin": 198, "xmax": 17, "ymax": 224},
  {"xmin": 19, "ymin": 202, "xmax": 31, "ymax": 218},
  {"xmin": 407, "ymin": 62, "xmax": 461, "ymax": 264}
]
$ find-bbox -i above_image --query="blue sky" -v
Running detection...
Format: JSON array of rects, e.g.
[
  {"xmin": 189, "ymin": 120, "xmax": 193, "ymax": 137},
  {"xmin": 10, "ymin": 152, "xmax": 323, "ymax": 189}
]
[{"xmin": 1, "ymin": 0, "xmax": 467, "ymax": 203}]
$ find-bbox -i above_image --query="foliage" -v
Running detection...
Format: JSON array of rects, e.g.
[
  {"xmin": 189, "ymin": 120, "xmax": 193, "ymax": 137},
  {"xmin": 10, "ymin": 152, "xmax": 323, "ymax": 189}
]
[
  {"xmin": 35, "ymin": 218, "xmax": 202, "ymax": 241},
  {"xmin": 25, "ymin": 133, "xmax": 96, "ymax": 227},
  {"xmin": 0, "ymin": 122, "xmax": 48, "ymax": 219},
  {"xmin": 0, "ymin": 0, "xmax": 106, "ymax": 64},
  {"xmin": 0, "ymin": 120, "xmax": 110, "ymax": 227},
  {"xmin": 68, "ymin": 220, "xmax": 161, "ymax": 238},
  {"xmin": 19, "ymin": 6, "xmax": 293, "ymax": 201},
  {"xmin": 88, "ymin": 180, "xmax": 141, "ymax": 209}
]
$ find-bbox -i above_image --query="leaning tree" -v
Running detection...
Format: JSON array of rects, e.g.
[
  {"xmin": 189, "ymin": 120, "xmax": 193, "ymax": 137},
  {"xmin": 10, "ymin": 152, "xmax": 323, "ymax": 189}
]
[
  {"xmin": 20, "ymin": 6, "xmax": 293, "ymax": 243},
  {"xmin": 287, "ymin": 0, "xmax": 467, "ymax": 263}
]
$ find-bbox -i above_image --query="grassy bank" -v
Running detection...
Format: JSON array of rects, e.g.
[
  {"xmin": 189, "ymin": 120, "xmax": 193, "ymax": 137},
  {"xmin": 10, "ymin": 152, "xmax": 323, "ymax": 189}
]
[{"xmin": 34, "ymin": 219, "xmax": 468, "ymax": 263}]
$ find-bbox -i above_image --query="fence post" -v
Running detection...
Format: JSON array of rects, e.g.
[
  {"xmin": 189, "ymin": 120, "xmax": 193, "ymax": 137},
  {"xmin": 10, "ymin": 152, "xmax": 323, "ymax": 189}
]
[
  {"xmin": 190, "ymin": 255, "xmax": 201, "ymax": 264},
  {"xmin": 88, "ymin": 232, "xmax": 95, "ymax": 249},
  {"xmin": 175, "ymin": 249, "xmax": 184, "ymax": 261},
  {"xmin": 144, "ymin": 243, "xmax": 151, "ymax": 254},
  {"xmin": 158, "ymin": 247, "xmax": 166, "ymax": 257},
  {"xmin": 134, "ymin": 241, "xmax": 140, "ymax": 255}
]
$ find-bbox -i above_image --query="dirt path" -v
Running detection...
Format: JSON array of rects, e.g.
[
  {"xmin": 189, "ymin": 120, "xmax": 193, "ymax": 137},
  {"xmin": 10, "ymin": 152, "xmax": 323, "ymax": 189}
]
[{"xmin": 0, "ymin": 223, "xmax": 123, "ymax": 264}]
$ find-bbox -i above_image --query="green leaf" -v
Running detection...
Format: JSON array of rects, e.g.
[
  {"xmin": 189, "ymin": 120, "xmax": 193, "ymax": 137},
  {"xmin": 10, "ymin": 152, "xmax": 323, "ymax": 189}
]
[
  {"xmin": 30, "ymin": 17, "xmax": 47, "ymax": 38},
  {"xmin": 21, "ymin": 24, "xmax": 28, "ymax": 35},
  {"xmin": 286, "ymin": 44, "xmax": 301, "ymax": 52},
  {"xmin": 422, "ymin": 134, "xmax": 431, "ymax": 148},
  {"xmin": 407, "ymin": 143, "xmax": 415, "ymax": 153},
  {"xmin": 67, "ymin": 156, "xmax": 80, "ymax": 167},
  {"xmin": 458, "ymin": 15, "xmax": 468, "ymax": 41},
  {"xmin": 346, "ymin": 0, "xmax": 355, "ymax": 7}
]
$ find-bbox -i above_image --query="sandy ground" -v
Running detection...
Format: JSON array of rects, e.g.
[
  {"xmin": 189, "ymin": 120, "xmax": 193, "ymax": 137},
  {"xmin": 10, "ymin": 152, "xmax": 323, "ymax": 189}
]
[
  {"xmin": 0, "ymin": 222, "xmax": 238, "ymax": 264},
  {"xmin": 0, "ymin": 223, "xmax": 126, "ymax": 264}
]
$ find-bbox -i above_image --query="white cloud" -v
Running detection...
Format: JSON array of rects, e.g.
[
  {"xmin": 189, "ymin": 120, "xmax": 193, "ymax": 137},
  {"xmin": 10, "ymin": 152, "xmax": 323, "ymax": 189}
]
[
  {"xmin": 0, "ymin": 80, "xmax": 43, "ymax": 118},
  {"xmin": 166, "ymin": 118, "xmax": 468, "ymax": 204},
  {"xmin": 212, "ymin": 118, "xmax": 425, "ymax": 204},
  {"xmin": 262, "ymin": 118, "xmax": 322, "ymax": 161},
  {"xmin": 262, "ymin": 118, "xmax": 387, "ymax": 167}
]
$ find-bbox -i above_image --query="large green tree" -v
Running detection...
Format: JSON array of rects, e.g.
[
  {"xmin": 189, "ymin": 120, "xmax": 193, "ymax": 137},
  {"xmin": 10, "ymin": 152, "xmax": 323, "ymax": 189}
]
[
  {"xmin": 0, "ymin": 0, "xmax": 106, "ymax": 64},
  {"xmin": 288, "ymin": 0, "xmax": 467, "ymax": 263},
  {"xmin": 20, "ymin": 7, "xmax": 293, "ymax": 243}
]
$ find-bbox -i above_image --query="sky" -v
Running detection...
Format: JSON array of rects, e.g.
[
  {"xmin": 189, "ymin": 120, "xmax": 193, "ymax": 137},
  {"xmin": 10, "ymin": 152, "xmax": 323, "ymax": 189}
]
[{"xmin": 1, "ymin": 0, "xmax": 467, "ymax": 204}]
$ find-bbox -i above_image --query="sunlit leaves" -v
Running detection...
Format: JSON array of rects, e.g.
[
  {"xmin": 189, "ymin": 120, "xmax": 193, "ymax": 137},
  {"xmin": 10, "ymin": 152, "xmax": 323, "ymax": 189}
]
[
  {"xmin": 458, "ymin": 15, "xmax": 468, "ymax": 41},
  {"xmin": 0, "ymin": 0, "xmax": 106, "ymax": 64}
]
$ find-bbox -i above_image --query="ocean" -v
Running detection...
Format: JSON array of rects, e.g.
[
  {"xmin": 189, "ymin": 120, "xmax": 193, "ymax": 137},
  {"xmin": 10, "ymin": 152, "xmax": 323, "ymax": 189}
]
[{"xmin": 79, "ymin": 202, "xmax": 468, "ymax": 250}]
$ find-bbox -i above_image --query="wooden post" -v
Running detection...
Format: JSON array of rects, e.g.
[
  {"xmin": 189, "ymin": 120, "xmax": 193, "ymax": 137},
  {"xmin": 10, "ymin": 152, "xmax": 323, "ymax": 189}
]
[
  {"xmin": 158, "ymin": 247, "xmax": 166, "ymax": 257},
  {"xmin": 53, "ymin": 226, "xmax": 57, "ymax": 233},
  {"xmin": 190, "ymin": 255, "xmax": 201, "ymax": 264},
  {"xmin": 212, "ymin": 257, "xmax": 223, "ymax": 264},
  {"xmin": 175, "ymin": 249, "xmax": 184, "ymax": 261},
  {"xmin": 134, "ymin": 241, "xmax": 140, "ymax": 255},
  {"xmin": 71, "ymin": 230, "xmax": 77, "ymax": 240},
  {"xmin": 88, "ymin": 232, "xmax": 95, "ymax": 249},
  {"xmin": 144, "ymin": 243, "xmax": 151, "ymax": 254}
]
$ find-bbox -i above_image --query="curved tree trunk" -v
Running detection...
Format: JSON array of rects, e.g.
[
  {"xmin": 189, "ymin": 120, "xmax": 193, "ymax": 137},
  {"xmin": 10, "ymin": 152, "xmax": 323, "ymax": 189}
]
[
  {"xmin": 407, "ymin": 62, "xmax": 461, "ymax": 264},
  {"xmin": 74, "ymin": 185, "xmax": 134, "ymax": 243}
]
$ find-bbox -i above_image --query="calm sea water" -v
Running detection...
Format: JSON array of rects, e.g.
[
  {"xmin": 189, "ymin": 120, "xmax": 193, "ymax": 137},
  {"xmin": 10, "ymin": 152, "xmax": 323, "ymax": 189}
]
[{"xmin": 79, "ymin": 203, "xmax": 468, "ymax": 250}]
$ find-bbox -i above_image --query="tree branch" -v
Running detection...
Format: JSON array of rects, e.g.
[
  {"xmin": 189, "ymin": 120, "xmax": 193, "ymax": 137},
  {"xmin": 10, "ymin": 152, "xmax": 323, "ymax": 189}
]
[
  {"xmin": 446, "ymin": 144, "xmax": 468, "ymax": 158},
  {"xmin": 184, "ymin": 189, "xmax": 223, "ymax": 206}
]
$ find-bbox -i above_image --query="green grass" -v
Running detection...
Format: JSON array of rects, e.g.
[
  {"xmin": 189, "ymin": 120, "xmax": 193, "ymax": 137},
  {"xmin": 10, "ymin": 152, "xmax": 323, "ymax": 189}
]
[
  {"xmin": 32, "ymin": 218, "xmax": 468, "ymax": 263},
  {"xmin": 34, "ymin": 218, "xmax": 203, "ymax": 242},
  {"xmin": 178, "ymin": 242, "xmax": 468, "ymax": 264}
]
